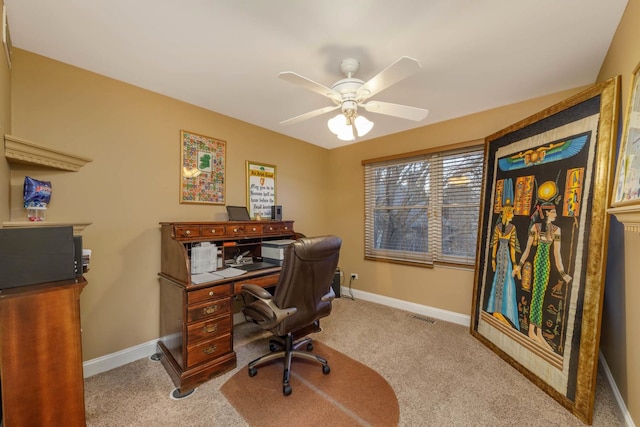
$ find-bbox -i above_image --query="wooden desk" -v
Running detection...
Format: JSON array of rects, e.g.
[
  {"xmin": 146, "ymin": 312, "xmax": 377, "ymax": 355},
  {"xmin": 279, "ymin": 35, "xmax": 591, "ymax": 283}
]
[
  {"xmin": 0, "ymin": 278, "xmax": 87, "ymax": 426},
  {"xmin": 157, "ymin": 221, "xmax": 295, "ymax": 395}
]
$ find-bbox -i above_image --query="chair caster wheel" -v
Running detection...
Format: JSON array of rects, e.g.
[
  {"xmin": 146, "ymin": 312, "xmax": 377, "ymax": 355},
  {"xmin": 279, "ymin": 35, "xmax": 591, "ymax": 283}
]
[
  {"xmin": 248, "ymin": 367, "xmax": 257, "ymax": 377},
  {"xmin": 283, "ymin": 384, "xmax": 292, "ymax": 396},
  {"xmin": 306, "ymin": 342, "xmax": 313, "ymax": 351},
  {"xmin": 270, "ymin": 343, "xmax": 278, "ymax": 352},
  {"xmin": 322, "ymin": 364, "xmax": 331, "ymax": 375}
]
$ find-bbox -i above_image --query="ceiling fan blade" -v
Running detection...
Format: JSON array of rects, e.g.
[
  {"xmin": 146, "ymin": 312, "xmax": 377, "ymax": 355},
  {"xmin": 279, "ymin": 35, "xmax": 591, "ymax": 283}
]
[
  {"xmin": 278, "ymin": 71, "xmax": 341, "ymax": 102},
  {"xmin": 362, "ymin": 101, "xmax": 429, "ymax": 121},
  {"xmin": 280, "ymin": 105, "xmax": 340, "ymax": 126},
  {"xmin": 357, "ymin": 57, "xmax": 422, "ymax": 100}
]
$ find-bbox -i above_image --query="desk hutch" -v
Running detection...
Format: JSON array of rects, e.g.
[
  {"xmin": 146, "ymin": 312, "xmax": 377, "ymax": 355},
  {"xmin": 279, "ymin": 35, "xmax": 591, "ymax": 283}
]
[{"xmin": 157, "ymin": 220, "xmax": 295, "ymax": 395}]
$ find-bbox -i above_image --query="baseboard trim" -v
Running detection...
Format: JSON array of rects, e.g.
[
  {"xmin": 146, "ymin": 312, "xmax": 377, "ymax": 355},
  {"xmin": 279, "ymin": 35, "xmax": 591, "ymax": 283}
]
[
  {"xmin": 340, "ymin": 286, "xmax": 471, "ymax": 327},
  {"xmin": 599, "ymin": 350, "xmax": 636, "ymax": 427},
  {"xmin": 83, "ymin": 338, "xmax": 158, "ymax": 378}
]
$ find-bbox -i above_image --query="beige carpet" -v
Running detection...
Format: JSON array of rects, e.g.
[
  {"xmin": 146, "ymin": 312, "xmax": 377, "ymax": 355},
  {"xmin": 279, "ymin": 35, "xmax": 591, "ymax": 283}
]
[
  {"xmin": 84, "ymin": 298, "xmax": 626, "ymax": 426},
  {"xmin": 221, "ymin": 340, "xmax": 400, "ymax": 426}
]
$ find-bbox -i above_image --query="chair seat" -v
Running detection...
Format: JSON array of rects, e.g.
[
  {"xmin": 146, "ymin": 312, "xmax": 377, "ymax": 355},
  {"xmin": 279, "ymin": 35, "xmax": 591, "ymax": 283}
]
[{"xmin": 243, "ymin": 303, "xmax": 277, "ymax": 324}]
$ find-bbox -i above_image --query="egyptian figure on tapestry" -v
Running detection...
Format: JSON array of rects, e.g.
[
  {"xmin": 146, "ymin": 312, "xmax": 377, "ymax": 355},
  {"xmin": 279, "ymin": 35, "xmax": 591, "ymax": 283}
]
[
  {"xmin": 512, "ymin": 180, "xmax": 572, "ymax": 352},
  {"xmin": 486, "ymin": 178, "xmax": 521, "ymax": 329}
]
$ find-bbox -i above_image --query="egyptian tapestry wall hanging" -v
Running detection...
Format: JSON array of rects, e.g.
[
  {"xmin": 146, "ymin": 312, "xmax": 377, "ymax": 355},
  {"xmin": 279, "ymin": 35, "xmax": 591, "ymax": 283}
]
[{"xmin": 470, "ymin": 77, "xmax": 619, "ymax": 424}]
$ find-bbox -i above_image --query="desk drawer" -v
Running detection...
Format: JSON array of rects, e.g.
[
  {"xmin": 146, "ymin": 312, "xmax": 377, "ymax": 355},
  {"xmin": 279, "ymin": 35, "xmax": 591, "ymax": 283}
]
[
  {"xmin": 187, "ymin": 316, "xmax": 231, "ymax": 343},
  {"xmin": 201, "ymin": 225, "xmax": 226, "ymax": 237},
  {"xmin": 174, "ymin": 226, "xmax": 200, "ymax": 239},
  {"xmin": 187, "ymin": 298, "xmax": 231, "ymax": 323},
  {"xmin": 234, "ymin": 273, "xmax": 279, "ymax": 294},
  {"xmin": 263, "ymin": 223, "xmax": 280, "ymax": 234},
  {"xmin": 227, "ymin": 225, "xmax": 246, "ymax": 236},
  {"xmin": 186, "ymin": 334, "xmax": 232, "ymax": 368},
  {"xmin": 188, "ymin": 284, "xmax": 232, "ymax": 304},
  {"xmin": 279, "ymin": 222, "xmax": 294, "ymax": 234},
  {"xmin": 244, "ymin": 224, "xmax": 263, "ymax": 235}
]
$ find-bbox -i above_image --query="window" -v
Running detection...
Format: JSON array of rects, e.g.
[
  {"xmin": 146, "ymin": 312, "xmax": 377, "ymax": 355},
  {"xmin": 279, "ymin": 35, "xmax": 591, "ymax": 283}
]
[{"xmin": 363, "ymin": 144, "xmax": 484, "ymax": 266}]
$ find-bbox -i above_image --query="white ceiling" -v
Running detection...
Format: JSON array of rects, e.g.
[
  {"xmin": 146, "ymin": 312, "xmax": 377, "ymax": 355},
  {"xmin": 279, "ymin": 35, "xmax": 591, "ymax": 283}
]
[{"xmin": 3, "ymin": 1, "xmax": 629, "ymax": 149}]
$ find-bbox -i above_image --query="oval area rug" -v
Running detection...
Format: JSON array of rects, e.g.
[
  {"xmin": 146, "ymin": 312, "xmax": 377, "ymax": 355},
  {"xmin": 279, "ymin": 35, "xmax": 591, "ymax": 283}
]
[{"xmin": 220, "ymin": 340, "xmax": 399, "ymax": 426}]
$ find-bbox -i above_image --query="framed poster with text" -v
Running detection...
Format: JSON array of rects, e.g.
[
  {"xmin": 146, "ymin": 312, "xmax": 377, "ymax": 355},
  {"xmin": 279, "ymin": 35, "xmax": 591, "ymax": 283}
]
[{"xmin": 246, "ymin": 161, "xmax": 276, "ymax": 219}]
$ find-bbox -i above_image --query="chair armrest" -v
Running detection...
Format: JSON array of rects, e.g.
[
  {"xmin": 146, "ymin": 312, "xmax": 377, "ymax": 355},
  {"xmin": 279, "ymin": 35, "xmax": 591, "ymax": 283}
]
[
  {"xmin": 241, "ymin": 283, "xmax": 273, "ymax": 299},
  {"xmin": 241, "ymin": 283, "xmax": 297, "ymax": 326},
  {"xmin": 321, "ymin": 287, "xmax": 336, "ymax": 302}
]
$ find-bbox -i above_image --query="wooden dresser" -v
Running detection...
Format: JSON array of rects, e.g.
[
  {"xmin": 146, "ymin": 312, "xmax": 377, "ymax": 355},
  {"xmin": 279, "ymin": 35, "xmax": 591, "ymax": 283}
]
[
  {"xmin": 0, "ymin": 278, "xmax": 87, "ymax": 426},
  {"xmin": 157, "ymin": 220, "xmax": 295, "ymax": 395}
]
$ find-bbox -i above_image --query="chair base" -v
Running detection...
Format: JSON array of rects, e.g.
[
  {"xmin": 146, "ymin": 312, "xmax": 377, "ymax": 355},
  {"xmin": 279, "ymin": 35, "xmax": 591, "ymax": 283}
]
[{"xmin": 247, "ymin": 333, "xmax": 330, "ymax": 396}]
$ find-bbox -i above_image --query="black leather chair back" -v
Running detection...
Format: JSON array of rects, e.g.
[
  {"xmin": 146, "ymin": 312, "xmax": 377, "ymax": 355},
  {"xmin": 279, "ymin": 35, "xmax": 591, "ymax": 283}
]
[{"xmin": 269, "ymin": 235, "xmax": 341, "ymax": 336}]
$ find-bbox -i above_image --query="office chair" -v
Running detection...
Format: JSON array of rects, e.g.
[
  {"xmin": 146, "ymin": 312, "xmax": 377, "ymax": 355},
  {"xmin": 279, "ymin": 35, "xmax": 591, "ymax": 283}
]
[{"xmin": 241, "ymin": 235, "xmax": 342, "ymax": 396}]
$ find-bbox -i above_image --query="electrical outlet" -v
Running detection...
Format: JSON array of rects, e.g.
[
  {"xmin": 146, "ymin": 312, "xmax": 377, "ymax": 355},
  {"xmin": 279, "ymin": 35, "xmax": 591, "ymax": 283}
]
[{"xmin": 351, "ymin": 273, "xmax": 358, "ymax": 280}]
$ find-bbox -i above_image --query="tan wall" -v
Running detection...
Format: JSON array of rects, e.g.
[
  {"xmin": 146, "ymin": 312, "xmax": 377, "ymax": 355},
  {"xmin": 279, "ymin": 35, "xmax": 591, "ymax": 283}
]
[
  {"xmin": 597, "ymin": 0, "xmax": 640, "ymax": 422},
  {"xmin": 9, "ymin": 49, "xmax": 332, "ymax": 360},
  {"xmin": 326, "ymin": 87, "xmax": 585, "ymax": 314},
  {"xmin": 0, "ymin": 0, "xmax": 10, "ymax": 223}
]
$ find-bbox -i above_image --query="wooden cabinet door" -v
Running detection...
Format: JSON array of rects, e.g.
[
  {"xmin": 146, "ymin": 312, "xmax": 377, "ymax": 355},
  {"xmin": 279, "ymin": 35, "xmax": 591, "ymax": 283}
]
[{"xmin": 0, "ymin": 280, "xmax": 86, "ymax": 426}]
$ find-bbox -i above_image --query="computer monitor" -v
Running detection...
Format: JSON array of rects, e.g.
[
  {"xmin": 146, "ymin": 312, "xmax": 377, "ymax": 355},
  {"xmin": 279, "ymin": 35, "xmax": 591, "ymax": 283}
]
[{"xmin": 226, "ymin": 206, "xmax": 251, "ymax": 221}]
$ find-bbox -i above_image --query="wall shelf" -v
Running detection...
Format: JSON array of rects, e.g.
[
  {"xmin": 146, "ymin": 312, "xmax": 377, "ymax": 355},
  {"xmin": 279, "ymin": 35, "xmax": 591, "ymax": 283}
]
[
  {"xmin": 4, "ymin": 134, "xmax": 92, "ymax": 171},
  {"xmin": 2, "ymin": 221, "xmax": 92, "ymax": 234},
  {"xmin": 608, "ymin": 205, "xmax": 640, "ymax": 233}
]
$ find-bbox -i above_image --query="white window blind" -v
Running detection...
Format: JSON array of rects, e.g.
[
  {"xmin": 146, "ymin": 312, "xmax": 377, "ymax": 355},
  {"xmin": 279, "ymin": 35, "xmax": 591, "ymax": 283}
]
[{"xmin": 364, "ymin": 145, "xmax": 484, "ymax": 266}]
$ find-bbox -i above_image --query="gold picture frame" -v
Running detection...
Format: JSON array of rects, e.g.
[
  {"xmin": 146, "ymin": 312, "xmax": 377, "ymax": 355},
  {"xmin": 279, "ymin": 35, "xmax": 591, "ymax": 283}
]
[
  {"xmin": 179, "ymin": 130, "xmax": 226, "ymax": 204},
  {"xmin": 2, "ymin": 5, "xmax": 12, "ymax": 68},
  {"xmin": 245, "ymin": 161, "xmax": 276, "ymax": 219},
  {"xmin": 612, "ymin": 61, "xmax": 640, "ymax": 207},
  {"xmin": 470, "ymin": 77, "xmax": 619, "ymax": 424}
]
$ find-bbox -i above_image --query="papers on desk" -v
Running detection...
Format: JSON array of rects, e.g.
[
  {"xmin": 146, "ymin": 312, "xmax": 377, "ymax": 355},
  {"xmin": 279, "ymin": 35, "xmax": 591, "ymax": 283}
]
[{"xmin": 191, "ymin": 267, "xmax": 247, "ymax": 284}]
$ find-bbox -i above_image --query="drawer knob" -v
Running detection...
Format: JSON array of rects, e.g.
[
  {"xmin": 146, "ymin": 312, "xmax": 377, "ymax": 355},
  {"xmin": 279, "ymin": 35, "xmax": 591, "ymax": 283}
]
[
  {"xmin": 203, "ymin": 305, "xmax": 219, "ymax": 315},
  {"xmin": 284, "ymin": 226, "xmax": 288, "ymax": 230},
  {"xmin": 203, "ymin": 345, "xmax": 217, "ymax": 355},
  {"xmin": 209, "ymin": 291, "xmax": 214, "ymax": 296},
  {"xmin": 211, "ymin": 229, "xmax": 216, "ymax": 233},
  {"xmin": 185, "ymin": 230, "xmax": 191, "ymax": 235},
  {"xmin": 203, "ymin": 323, "xmax": 218, "ymax": 334},
  {"xmin": 252, "ymin": 227, "xmax": 256, "ymax": 231},
  {"xmin": 233, "ymin": 228, "xmax": 238, "ymax": 232},
  {"xmin": 269, "ymin": 227, "xmax": 274, "ymax": 231}
]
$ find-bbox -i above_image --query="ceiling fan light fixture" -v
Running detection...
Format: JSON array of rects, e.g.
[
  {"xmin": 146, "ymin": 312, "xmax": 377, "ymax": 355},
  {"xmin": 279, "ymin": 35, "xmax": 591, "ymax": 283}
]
[
  {"xmin": 354, "ymin": 115, "xmax": 374, "ymax": 137},
  {"xmin": 327, "ymin": 112, "xmax": 373, "ymax": 141},
  {"xmin": 328, "ymin": 114, "xmax": 355, "ymax": 141},
  {"xmin": 337, "ymin": 126, "xmax": 355, "ymax": 141},
  {"xmin": 327, "ymin": 113, "xmax": 348, "ymax": 135}
]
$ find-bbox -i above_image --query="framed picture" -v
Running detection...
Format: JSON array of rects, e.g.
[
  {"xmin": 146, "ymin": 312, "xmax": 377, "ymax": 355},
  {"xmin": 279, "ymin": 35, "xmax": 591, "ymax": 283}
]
[
  {"xmin": 612, "ymin": 61, "xmax": 640, "ymax": 207},
  {"xmin": 2, "ymin": 5, "xmax": 12, "ymax": 68},
  {"xmin": 179, "ymin": 130, "xmax": 226, "ymax": 204},
  {"xmin": 246, "ymin": 161, "xmax": 276, "ymax": 219},
  {"xmin": 470, "ymin": 77, "xmax": 620, "ymax": 424}
]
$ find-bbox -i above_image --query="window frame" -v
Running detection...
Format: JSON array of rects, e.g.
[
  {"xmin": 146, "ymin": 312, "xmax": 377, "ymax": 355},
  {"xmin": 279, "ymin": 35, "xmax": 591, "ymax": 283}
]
[{"xmin": 363, "ymin": 141, "xmax": 484, "ymax": 268}]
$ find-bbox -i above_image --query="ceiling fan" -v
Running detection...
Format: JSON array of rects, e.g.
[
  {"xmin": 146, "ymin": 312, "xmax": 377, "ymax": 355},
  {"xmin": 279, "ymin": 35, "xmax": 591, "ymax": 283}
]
[{"xmin": 278, "ymin": 56, "xmax": 429, "ymax": 140}]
